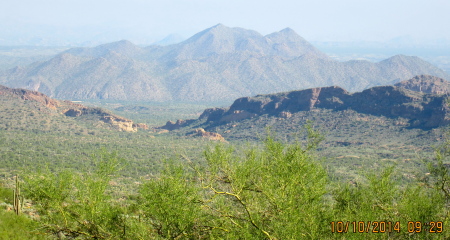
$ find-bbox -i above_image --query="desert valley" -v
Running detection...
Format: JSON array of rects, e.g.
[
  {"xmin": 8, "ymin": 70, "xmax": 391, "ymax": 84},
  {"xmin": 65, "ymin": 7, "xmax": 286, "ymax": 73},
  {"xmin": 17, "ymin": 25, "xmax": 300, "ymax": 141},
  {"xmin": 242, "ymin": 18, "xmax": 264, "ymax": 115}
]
[{"xmin": 0, "ymin": 23, "xmax": 450, "ymax": 239}]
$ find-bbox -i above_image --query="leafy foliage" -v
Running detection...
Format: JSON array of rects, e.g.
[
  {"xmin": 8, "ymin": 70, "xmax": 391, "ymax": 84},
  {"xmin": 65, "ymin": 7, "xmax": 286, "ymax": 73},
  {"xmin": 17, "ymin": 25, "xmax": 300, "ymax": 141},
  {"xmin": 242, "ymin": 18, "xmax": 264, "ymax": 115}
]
[
  {"xmin": 198, "ymin": 133, "xmax": 329, "ymax": 239},
  {"xmin": 22, "ymin": 151, "xmax": 127, "ymax": 239},
  {"xmin": 0, "ymin": 210, "xmax": 44, "ymax": 239},
  {"xmin": 139, "ymin": 161, "xmax": 205, "ymax": 239},
  {"xmin": 0, "ymin": 134, "xmax": 448, "ymax": 239}
]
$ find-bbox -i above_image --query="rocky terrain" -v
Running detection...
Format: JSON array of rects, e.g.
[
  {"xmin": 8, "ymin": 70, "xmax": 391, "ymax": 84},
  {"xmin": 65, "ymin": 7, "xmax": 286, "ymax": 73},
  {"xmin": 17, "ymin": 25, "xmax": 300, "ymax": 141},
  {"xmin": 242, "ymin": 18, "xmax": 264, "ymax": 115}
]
[
  {"xmin": 0, "ymin": 24, "xmax": 448, "ymax": 102},
  {"xmin": 198, "ymin": 82, "xmax": 450, "ymax": 129},
  {"xmin": 394, "ymin": 75, "xmax": 450, "ymax": 95},
  {"xmin": 0, "ymin": 84, "xmax": 146, "ymax": 132},
  {"xmin": 156, "ymin": 75, "xmax": 450, "ymax": 147}
]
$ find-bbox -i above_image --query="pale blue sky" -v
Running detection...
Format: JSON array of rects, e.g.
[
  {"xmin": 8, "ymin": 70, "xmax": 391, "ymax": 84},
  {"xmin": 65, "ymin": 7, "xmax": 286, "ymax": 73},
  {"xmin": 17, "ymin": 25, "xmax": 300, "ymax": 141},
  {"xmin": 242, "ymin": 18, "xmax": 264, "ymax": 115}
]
[{"xmin": 1, "ymin": 0, "xmax": 449, "ymax": 46}]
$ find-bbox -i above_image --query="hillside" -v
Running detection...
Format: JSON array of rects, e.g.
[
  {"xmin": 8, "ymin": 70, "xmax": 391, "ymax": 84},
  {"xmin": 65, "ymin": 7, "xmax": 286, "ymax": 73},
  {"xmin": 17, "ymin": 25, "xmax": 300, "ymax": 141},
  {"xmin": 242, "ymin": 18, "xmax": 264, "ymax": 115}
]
[
  {"xmin": 0, "ymin": 24, "xmax": 448, "ymax": 102},
  {"xmin": 179, "ymin": 74, "xmax": 450, "ymax": 128},
  {"xmin": 159, "ymin": 76, "xmax": 450, "ymax": 156},
  {"xmin": 394, "ymin": 74, "xmax": 450, "ymax": 94},
  {"xmin": 0, "ymin": 84, "xmax": 146, "ymax": 133},
  {"xmin": 196, "ymin": 85, "xmax": 450, "ymax": 129},
  {"xmin": 0, "ymin": 46, "xmax": 69, "ymax": 71}
]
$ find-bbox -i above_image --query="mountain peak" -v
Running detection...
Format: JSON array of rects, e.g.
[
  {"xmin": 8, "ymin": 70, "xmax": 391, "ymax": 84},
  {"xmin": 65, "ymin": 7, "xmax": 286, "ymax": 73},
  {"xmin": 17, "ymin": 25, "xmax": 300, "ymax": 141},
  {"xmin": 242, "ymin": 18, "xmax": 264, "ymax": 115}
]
[
  {"xmin": 153, "ymin": 34, "xmax": 185, "ymax": 46},
  {"xmin": 280, "ymin": 27, "xmax": 296, "ymax": 33},
  {"xmin": 382, "ymin": 54, "xmax": 415, "ymax": 63},
  {"xmin": 96, "ymin": 40, "xmax": 140, "ymax": 53},
  {"xmin": 172, "ymin": 24, "xmax": 264, "ymax": 59},
  {"xmin": 197, "ymin": 23, "xmax": 233, "ymax": 36},
  {"xmin": 211, "ymin": 23, "xmax": 227, "ymax": 29},
  {"xmin": 189, "ymin": 24, "xmax": 262, "ymax": 39},
  {"xmin": 266, "ymin": 27, "xmax": 304, "ymax": 42},
  {"xmin": 64, "ymin": 40, "xmax": 142, "ymax": 58},
  {"xmin": 264, "ymin": 27, "xmax": 328, "ymax": 58}
]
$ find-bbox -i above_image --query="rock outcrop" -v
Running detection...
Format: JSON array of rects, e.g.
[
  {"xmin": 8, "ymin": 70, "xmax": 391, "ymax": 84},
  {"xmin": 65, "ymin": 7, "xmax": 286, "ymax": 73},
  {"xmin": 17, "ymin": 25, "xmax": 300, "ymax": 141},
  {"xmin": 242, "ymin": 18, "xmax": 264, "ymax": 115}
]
[
  {"xmin": 101, "ymin": 115, "xmax": 137, "ymax": 132},
  {"xmin": 0, "ymin": 84, "xmax": 140, "ymax": 132},
  {"xmin": 62, "ymin": 107, "xmax": 141, "ymax": 132},
  {"xmin": 134, "ymin": 123, "xmax": 149, "ymax": 130},
  {"xmin": 192, "ymin": 128, "xmax": 225, "ymax": 141},
  {"xmin": 159, "ymin": 119, "xmax": 196, "ymax": 131},
  {"xmin": 395, "ymin": 75, "xmax": 450, "ymax": 95},
  {"xmin": 199, "ymin": 82, "xmax": 450, "ymax": 128},
  {"xmin": 63, "ymin": 108, "xmax": 83, "ymax": 117},
  {"xmin": 0, "ymin": 85, "xmax": 59, "ymax": 109},
  {"xmin": 278, "ymin": 111, "xmax": 292, "ymax": 118},
  {"xmin": 199, "ymin": 107, "xmax": 228, "ymax": 120}
]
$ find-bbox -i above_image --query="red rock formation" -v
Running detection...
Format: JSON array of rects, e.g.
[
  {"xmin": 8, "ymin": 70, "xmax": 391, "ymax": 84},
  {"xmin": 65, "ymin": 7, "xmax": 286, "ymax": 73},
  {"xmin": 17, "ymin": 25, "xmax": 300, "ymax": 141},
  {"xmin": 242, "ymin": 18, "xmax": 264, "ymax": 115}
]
[
  {"xmin": 0, "ymin": 84, "xmax": 140, "ymax": 132},
  {"xmin": 194, "ymin": 128, "xmax": 225, "ymax": 141},
  {"xmin": 0, "ymin": 85, "xmax": 59, "ymax": 109}
]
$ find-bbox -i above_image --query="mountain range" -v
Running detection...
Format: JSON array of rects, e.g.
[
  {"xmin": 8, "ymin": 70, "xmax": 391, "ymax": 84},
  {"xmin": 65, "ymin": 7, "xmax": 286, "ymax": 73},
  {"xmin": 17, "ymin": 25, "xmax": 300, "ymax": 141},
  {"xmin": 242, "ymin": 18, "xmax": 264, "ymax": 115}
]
[{"xmin": 0, "ymin": 24, "xmax": 448, "ymax": 102}]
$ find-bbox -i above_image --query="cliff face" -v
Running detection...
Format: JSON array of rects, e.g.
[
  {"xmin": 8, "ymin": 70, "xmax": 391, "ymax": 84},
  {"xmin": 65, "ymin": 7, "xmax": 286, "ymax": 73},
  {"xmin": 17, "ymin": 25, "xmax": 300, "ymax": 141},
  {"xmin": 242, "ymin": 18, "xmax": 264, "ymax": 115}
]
[
  {"xmin": 200, "ymin": 84, "xmax": 450, "ymax": 128},
  {"xmin": 0, "ymin": 85, "xmax": 59, "ymax": 110},
  {"xmin": 0, "ymin": 84, "xmax": 143, "ymax": 132},
  {"xmin": 61, "ymin": 107, "xmax": 141, "ymax": 132}
]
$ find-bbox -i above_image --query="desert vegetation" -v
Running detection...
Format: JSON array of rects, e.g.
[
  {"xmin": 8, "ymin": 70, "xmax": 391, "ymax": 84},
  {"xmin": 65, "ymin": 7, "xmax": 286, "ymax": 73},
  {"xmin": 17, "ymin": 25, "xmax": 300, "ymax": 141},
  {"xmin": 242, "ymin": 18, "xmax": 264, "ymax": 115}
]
[
  {"xmin": 0, "ymin": 86, "xmax": 449, "ymax": 238},
  {"xmin": 0, "ymin": 126, "xmax": 449, "ymax": 239}
]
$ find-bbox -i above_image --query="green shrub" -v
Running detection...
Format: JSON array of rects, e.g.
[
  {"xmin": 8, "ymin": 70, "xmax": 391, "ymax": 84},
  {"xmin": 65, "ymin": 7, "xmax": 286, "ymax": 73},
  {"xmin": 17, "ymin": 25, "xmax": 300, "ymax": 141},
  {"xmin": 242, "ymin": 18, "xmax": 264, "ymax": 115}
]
[
  {"xmin": 133, "ymin": 129, "xmax": 331, "ymax": 239},
  {"xmin": 22, "ymin": 150, "xmax": 128, "ymax": 239},
  {"xmin": 0, "ymin": 185, "xmax": 13, "ymax": 204},
  {"xmin": 0, "ymin": 210, "xmax": 44, "ymax": 240},
  {"xmin": 139, "ymin": 161, "xmax": 206, "ymax": 239}
]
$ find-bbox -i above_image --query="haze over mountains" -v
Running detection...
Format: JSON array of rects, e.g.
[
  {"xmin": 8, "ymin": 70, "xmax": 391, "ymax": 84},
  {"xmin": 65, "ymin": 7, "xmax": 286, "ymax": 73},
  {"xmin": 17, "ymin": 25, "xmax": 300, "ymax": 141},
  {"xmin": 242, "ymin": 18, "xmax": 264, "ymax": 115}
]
[{"xmin": 0, "ymin": 24, "xmax": 448, "ymax": 102}]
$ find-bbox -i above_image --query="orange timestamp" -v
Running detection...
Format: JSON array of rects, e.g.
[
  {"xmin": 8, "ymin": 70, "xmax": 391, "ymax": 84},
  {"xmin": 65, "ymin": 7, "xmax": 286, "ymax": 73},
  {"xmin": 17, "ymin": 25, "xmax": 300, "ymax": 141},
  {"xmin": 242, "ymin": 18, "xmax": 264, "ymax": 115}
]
[
  {"xmin": 406, "ymin": 221, "xmax": 443, "ymax": 233},
  {"xmin": 331, "ymin": 221, "xmax": 444, "ymax": 234}
]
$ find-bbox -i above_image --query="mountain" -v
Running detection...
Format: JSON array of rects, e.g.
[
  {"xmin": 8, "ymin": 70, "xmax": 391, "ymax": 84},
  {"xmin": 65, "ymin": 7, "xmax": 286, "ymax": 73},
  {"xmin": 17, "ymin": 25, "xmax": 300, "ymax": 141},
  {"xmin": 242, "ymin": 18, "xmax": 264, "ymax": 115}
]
[
  {"xmin": 394, "ymin": 75, "xmax": 450, "ymax": 95},
  {"xmin": 64, "ymin": 40, "xmax": 145, "ymax": 58},
  {"xmin": 0, "ymin": 24, "xmax": 449, "ymax": 102},
  {"xmin": 157, "ymin": 24, "xmax": 328, "ymax": 60},
  {"xmin": 0, "ymin": 84, "xmax": 147, "ymax": 133},
  {"xmin": 158, "ymin": 76, "xmax": 450, "ymax": 148},
  {"xmin": 152, "ymin": 34, "xmax": 185, "ymax": 46},
  {"xmin": 164, "ymin": 82, "xmax": 449, "ymax": 132}
]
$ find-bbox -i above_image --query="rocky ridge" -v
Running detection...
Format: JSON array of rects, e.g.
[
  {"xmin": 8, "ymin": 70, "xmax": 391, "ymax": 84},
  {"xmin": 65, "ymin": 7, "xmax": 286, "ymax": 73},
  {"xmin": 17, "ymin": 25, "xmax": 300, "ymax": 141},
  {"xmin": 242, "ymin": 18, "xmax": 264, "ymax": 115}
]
[
  {"xmin": 197, "ymin": 76, "xmax": 450, "ymax": 129},
  {"xmin": 394, "ymin": 75, "xmax": 450, "ymax": 95},
  {"xmin": 0, "ymin": 84, "xmax": 146, "ymax": 132}
]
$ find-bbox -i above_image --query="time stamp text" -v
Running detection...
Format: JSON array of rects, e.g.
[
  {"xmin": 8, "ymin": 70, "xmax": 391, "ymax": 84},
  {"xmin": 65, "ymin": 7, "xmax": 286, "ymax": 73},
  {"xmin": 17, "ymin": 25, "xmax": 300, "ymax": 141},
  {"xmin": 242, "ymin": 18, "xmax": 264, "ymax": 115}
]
[{"xmin": 331, "ymin": 221, "xmax": 443, "ymax": 234}]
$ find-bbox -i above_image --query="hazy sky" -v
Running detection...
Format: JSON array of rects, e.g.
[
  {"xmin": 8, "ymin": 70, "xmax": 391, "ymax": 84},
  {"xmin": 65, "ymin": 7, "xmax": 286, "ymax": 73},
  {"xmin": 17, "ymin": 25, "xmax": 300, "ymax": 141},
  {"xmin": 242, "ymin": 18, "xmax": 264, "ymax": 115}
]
[{"xmin": 1, "ymin": 0, "xmax": 449, "ymax": 46}]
